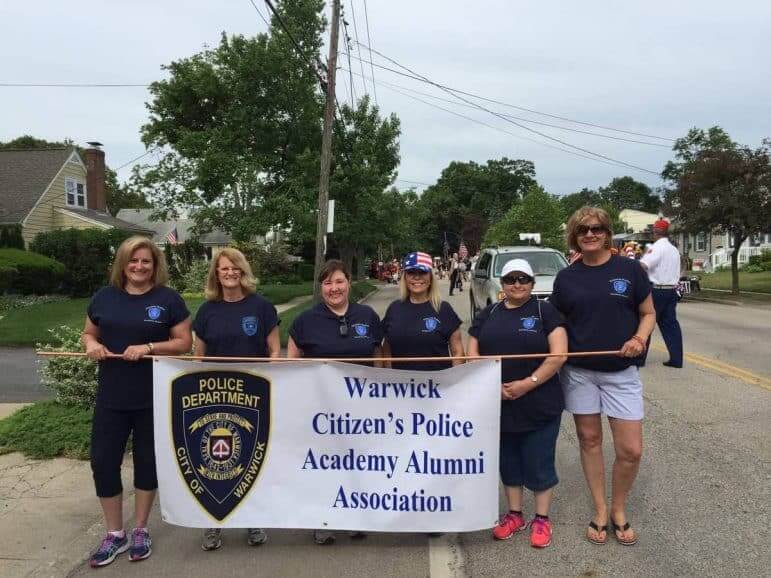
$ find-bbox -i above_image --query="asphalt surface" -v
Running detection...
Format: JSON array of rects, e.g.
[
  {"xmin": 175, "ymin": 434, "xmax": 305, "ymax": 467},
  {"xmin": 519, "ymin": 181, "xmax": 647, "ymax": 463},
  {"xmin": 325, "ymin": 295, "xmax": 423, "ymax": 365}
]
[{"xmin": 62, "ymin": 279, "xmax": 770, "ymax": 577}]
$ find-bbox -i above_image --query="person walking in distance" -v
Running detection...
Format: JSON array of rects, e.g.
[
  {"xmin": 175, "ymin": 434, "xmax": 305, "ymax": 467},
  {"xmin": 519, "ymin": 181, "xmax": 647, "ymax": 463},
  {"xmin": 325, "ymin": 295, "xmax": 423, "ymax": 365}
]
[
  {"xmin": 449, "ymin": 253, "xmax": 460, "ymax": 296},
  {"xmin": 640, "ymin": 219, "xmax": 684, "ymax": 368}
]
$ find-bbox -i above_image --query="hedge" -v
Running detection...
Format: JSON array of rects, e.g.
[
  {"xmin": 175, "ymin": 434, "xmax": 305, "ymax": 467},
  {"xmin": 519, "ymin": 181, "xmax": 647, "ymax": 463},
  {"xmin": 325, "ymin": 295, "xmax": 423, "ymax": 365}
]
[
  {"xmin": 0, "ymin": 224, "xmax": 24, "ymax": 249},
  {"xmin": 0, "ymin": 248, "xmax": 65, "ymax": 294},
  {"xmin": 30, "ymin": 228, "xmax": 134, "ymax": 296}
]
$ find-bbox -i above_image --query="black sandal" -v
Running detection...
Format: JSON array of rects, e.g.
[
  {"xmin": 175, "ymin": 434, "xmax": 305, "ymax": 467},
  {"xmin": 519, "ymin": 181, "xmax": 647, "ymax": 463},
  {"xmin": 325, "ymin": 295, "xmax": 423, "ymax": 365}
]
[
  {"xmin": 587, "ymin": 521, "xmax": 610, "ymax": 545},
  {"xmin": 611, "ymin": 519, "xmax": 638, "ymax": 546}
]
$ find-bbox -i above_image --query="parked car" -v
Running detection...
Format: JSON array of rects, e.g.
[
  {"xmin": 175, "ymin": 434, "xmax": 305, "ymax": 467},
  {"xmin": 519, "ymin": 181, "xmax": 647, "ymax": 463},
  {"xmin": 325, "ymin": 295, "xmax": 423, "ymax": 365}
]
[{"xmin": 469, "ymin": 246, "xmax": 569, "ymax": 320}]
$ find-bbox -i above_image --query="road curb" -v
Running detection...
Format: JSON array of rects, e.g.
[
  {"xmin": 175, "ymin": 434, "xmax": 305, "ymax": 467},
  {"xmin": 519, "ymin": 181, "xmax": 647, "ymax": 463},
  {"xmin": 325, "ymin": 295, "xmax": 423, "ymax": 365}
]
[{"xmin": 683, "ymin": 295, "xmax": 743, "ymax": 306}]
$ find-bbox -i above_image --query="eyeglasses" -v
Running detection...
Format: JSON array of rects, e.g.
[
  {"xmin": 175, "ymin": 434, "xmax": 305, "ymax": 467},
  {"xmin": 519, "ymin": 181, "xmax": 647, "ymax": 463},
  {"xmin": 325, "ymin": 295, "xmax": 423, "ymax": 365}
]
[
  {"xmin": 576, "ymin": 224, "xmax": 607, "ymax": 236},
  {"xmin": 501, "ymin": 274, "xmax": 533, "ymax": 285},
  {"xmin": 218, "ymin": 267, "xmax": 242, "ymax": 275},
  {"xmin": 338, "ymin": 316, "xmax": 349, "ymax": 337}
]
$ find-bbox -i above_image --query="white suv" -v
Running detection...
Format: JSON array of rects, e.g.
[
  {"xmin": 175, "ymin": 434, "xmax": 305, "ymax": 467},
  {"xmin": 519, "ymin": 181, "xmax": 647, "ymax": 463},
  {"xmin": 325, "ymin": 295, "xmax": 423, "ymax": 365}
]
[{"xmin": 469, "ymin": 246, "xmax": 568, "ymax": 320}]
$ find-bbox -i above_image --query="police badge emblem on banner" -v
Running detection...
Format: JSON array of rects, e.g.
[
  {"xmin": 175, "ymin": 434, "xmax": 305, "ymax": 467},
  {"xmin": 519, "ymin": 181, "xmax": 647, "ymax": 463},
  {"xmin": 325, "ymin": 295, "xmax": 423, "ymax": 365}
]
[{"xmin": 169, "ymin": 370, "xmax": 269, "ymax": 521}]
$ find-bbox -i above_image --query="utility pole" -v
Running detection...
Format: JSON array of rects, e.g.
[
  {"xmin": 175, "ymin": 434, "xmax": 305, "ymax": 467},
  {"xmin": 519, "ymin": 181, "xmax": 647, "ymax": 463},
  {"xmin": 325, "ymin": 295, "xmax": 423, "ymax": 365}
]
[{"xmin": 313, "ymin": 0, "xmax": 340, "ymax": 303}]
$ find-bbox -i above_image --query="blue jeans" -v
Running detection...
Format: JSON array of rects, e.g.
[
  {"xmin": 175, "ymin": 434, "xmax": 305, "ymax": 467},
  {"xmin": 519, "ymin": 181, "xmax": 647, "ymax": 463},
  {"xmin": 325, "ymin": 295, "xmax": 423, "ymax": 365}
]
[
  {"xmin": 499, "ymin": 415, "xmax": 561, "ymax": 492},
  {"xmin": 652, "ymin": 288, "xmax": 683, "ymax": 366}
]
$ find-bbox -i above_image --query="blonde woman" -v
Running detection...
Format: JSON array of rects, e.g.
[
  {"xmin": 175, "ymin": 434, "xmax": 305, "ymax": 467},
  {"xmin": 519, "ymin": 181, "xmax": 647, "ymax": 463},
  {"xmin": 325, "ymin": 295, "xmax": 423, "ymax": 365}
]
[
  {"xmin": 193, "ymin": 248, "xmax": 280, "ymax": 550},
  {"xmin": 382, "ymin": 251, "xmax": 464, "ymax": 371},
  {"xmin": 82, "ymin": 236, "xmax": 192, "ymax": 567},
  {"xmin": 550, "ymin": 207, "xmax": 656, "ymax": 546}
]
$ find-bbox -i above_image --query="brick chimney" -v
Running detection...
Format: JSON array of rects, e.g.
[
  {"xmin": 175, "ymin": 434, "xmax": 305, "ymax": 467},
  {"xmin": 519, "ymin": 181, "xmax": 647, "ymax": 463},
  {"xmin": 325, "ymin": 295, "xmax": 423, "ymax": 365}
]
[{"xmin": 84, "ymin": 142, "xmax": 106, "ymax": 212}]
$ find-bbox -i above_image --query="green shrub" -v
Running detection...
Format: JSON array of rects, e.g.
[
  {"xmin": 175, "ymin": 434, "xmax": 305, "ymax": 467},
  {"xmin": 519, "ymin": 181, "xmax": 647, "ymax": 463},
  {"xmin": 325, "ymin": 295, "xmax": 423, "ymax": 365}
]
[
  {"xmin": 182, "ymin": 259, "xmax": 210, "ymax": 293},
  {"xmin": 743, "ymin": 264, "xmax": 764, "ymax": 273},
  {"xmin": 0, "ymin": 248, "xmax": 65, "ymax": 294},
  {"xmin": 37, "ymin": 325, "xmax": 98, "ymax": 407},
  {"xmin": 0, "ymin": 400, "xmax": 92, "ymax": 459},
  {"xmin": 165, "ymin": 239, "xmax": 206, "ymax": 291},
  {"xmin": 294, "ymin": 262, "xmax": 315, "ymax": 281},
  {"xmin": 0, "ymin": 266, "xmax": 17, "ymax": 293},
  {"xmin": 30, "ymin": 228, "xmax": 134, "ymax": 296},
  {"xmin": 0, "ymin": 224, "xmax": 24, "ymax": 249}
]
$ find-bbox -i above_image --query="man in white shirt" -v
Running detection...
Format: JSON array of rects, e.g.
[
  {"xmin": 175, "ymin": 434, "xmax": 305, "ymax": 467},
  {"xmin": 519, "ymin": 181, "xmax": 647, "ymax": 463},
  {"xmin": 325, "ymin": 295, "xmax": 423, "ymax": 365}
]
[{"xmin": 640, "ymin": 219, "xmax": 684, "ymax": 368}]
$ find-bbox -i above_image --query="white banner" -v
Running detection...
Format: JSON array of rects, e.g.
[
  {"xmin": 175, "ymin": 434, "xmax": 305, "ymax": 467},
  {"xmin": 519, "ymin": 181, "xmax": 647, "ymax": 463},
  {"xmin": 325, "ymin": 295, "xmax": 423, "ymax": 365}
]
[{"xmin": 153, "ymin": 358, "xmax": 501, "ymax": 532}]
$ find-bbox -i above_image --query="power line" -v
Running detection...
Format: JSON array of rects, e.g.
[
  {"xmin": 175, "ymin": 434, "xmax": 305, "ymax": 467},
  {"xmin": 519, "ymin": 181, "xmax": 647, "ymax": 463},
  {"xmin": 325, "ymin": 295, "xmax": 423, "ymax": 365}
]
[
  {"xmin": 340, "ymin": 6, "xmax": 357, "ymax": 106},
  {"xmin": 114, "ymin": 149, "xmax": 156, "ymax": 171},
  {"xmin": 246, "ymin": 0, "xmax": 271, "ymax": 27},
  {"xmin": 352, "ymin": 43, "xmax": 661, "ymax": 175},
  {"xmin": 0, "ymin": 82, "xmax": 149, "ymax": 87},
  {"xmin": 362, "ymin": 0, "xmax": 378, "ymax": 105},
  {"xmin": 347, "ymin": 50, "xmax": 674, "ymax": 143},
  {"xmin": 347, "ymin": 68, "xmax": 669, "ymax": 148},
  {"xmin": 348, "ymin": 0, "xmax": 368, "ymax": 96}
]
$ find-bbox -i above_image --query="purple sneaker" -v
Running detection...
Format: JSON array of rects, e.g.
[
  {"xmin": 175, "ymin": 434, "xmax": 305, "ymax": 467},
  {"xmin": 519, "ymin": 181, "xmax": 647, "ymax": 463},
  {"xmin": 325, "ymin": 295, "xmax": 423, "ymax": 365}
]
[
  {"xmin": 89, "ymin": 533, "xmax": 128, "ymax": 567},
  {"xmin": 129, "ymin": 527, "xmax": 152, "ymax": 561}
]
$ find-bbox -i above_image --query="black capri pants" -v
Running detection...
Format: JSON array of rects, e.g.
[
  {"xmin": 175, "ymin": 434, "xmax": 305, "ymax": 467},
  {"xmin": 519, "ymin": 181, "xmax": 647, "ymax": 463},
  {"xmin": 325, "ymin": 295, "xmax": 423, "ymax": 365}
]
[{"xmin": 90, "ymin": 405, "xmax": 157, "ymax": 498}]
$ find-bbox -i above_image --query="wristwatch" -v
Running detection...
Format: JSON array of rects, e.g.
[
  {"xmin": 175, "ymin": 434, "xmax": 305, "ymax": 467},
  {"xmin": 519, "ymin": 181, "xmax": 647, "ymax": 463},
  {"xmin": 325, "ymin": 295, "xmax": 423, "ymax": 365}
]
[{"xmin": 530, "ymin": 374, "xmax": 539, "ymax": 384}]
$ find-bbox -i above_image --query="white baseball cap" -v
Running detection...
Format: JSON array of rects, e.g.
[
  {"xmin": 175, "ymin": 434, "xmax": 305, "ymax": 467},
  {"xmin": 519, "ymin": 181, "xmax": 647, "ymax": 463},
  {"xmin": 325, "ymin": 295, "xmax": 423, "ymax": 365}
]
[{"xmin": 500, "ymin": 258, "xmax": 534, "ymax": 279}]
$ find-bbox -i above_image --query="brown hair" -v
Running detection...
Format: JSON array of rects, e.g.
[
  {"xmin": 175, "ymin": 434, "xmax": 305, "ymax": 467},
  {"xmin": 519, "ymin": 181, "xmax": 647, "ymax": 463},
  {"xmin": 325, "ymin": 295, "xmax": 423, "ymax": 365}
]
[
  {"xmin": 565, "ymin": 206, "xmax": 614, "ymax": 252},
  {"xmin": 109, "ymin": 236, "xmax": 168, "ymax": 289},
  {"xmin": 204, "ymin": 248, "xmax": 257, "ymax": 301},
  {"xmin": 318, "ymin": 259, "xmax": 351, "ymax": 283}
]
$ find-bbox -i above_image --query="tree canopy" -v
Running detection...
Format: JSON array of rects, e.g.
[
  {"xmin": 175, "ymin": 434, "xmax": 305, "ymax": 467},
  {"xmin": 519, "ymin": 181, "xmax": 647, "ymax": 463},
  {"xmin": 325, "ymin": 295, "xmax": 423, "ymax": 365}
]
[{"xmin": 483, "ymin": 185, "xmax": 565, "ymax": 251}]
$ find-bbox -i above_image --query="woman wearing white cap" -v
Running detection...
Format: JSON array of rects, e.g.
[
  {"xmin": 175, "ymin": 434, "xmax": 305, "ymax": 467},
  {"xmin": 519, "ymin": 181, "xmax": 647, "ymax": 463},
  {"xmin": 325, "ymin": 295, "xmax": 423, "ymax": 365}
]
[{"xmin": 468, "ymin": 258, "xmax": 568, "ymax": 549}]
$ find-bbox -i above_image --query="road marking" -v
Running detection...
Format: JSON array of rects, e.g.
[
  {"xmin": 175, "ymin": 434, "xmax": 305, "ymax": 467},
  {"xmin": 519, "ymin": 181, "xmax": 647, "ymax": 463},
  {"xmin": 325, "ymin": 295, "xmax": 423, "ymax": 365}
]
[
  {"xmin": 651, "ymin": 343, "xmax": 771, "ymax": 391},
  {"xmin": 429, "ymin": 533, "xmax": 468, "ymax": 577}
]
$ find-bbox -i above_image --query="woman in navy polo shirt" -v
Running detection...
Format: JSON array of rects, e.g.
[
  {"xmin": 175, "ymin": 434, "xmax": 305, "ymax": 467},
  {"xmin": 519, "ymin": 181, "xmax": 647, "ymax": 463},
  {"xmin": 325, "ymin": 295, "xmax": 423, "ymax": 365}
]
[
  {"xmin": 468, "ymin": 258, "xmax": 567, "ymax": 549},
  {"xmin": 82, "ymin": 236, "xmax": 192, "ymax": 567},
  {"xmin": 287, "ymin": 259, "xmax": 383, "ymax": 545},
  {"xmin": 382, "ymin": 251, "xmax": 464, "ymax": 371},
  {"xmin": 550, "ymin": 207, "xmax": 656, "ymax": 546},
  {"xmin": 193, "ymin": 248, "xmax": 279, "ymax": 551}
]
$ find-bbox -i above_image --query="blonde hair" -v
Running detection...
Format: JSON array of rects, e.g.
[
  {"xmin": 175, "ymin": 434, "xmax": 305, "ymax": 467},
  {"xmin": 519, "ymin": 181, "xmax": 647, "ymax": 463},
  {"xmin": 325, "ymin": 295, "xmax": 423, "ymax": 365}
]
[
  {"xmin": 110, "ymin": 236, "xmax": 168, "ymax": 289},
  {"xmin": 565, "ymin": 206, "xmax": 614, "ymax": 252},
  {"xmin": 400, "ymin": 269, "xmax": 442, "ymax": 312},
  {"xmin": 204, "ymin": 248, "xmax": 257, "ymax": 301}
]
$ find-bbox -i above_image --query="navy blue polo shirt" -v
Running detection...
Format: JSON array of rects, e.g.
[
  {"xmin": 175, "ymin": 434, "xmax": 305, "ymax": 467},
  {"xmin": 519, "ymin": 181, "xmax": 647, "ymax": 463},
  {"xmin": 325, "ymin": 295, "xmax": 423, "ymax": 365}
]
[
  {"xmin": 550, "ymin": 255, "xmax": 651, "ymax": 372},
  {"xmin": 193, "ymin": 293, "xmax": 279, "ymax": 357},
  {"xmin": 469, "ymin": 298, "xmax": 565, "ymax": 432},
  {"xmin": 289, "ymin": 302, "xmax": 383, "ymax": 364},
  {"xmin": 87, "ymin": 285, "xmax": 189, "ymax": 409},
  {"xmin": 383, "ymin": 299, "xmax": 462, "ymax": 371}
]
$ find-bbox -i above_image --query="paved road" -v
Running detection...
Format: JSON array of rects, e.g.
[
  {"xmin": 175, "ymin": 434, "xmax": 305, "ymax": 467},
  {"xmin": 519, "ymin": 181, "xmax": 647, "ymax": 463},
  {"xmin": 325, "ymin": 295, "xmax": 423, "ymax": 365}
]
[{"xmin": 66, "ymin": 279, "xmax": 769, "ymax": 577}]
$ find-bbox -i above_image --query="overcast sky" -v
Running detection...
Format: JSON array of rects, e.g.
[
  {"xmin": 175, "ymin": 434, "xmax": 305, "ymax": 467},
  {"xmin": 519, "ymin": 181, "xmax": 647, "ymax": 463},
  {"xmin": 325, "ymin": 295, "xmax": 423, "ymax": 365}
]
[{"xmin": 2, "ymin": 0, "xmax": 769, "ymax": 196}]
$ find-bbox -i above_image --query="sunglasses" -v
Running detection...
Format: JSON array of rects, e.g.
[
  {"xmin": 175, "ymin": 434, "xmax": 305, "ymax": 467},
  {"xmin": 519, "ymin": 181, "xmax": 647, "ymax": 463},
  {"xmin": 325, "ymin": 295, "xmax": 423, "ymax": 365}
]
[
  {"xmin": 501, "ymin": 274, "xmax": 533, "ymax": 285},
  {"xmin": 338, "ymin": 316, "xmax": 349, "ymax": 337},
  {"xmin": 405, "ymin": 269, "xmax": 430, "ymax": 276},
  {"xmin": 576, "ymin": 224, "xmax": 608, "ymax": 236}
]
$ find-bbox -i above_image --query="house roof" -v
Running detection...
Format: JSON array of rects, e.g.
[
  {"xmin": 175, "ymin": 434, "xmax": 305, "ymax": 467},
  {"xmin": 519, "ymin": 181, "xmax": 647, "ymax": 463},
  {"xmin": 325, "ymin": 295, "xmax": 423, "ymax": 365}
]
[
  {"xmin": 0, "ymin": 148, "xmax": 75, "ymax": 224},
  {"xmin": 58, "ymin": 208, "xmax": 154, "ymax": 234},
  {"xmin": 116, "ymin": 208, "xmax": 234, "ymax": 246}
]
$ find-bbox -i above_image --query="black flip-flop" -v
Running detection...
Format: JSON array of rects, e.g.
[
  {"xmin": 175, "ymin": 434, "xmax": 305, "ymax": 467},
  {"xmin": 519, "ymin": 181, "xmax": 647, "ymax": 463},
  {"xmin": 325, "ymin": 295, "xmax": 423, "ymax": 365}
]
[
  {"xmin": 587, "ymin": 521, "xmax": 610, "ymax": 545},
  {"xmin": 611, "ymin": 519, "xmax": 638, "ymax": 546}
]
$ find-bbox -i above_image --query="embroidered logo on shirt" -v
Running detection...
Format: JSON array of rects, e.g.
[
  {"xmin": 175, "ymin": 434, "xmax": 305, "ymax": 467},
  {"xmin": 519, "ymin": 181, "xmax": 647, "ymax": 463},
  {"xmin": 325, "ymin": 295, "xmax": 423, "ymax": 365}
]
[
  {"xmin": 145, "ymin": 305, "xmax": 165, "ymax": 323},
  {"xmin": 352, "ymin": 323, "xmax": 369, "ymax": 338},
  {"xmin": 423, "ymin": 317, "xmax": 439, "ymax": 333},
  {"xmin": 610, "ymin": 278, "xmax": 630, "ymax": 296},
  {"xmin": 519, "ymin": 316, "xmax": 539, "ymax": 332},
  {"xmin": 241, "ymin": 316, "xmax": 258, "ymax": 337}
]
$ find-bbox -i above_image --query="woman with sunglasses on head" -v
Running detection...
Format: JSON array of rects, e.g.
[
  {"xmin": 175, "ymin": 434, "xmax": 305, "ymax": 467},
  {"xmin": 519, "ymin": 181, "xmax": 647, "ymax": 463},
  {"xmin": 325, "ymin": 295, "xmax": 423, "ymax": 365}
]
[
  {"xmin": 467, "ymin": 259, "xmax": 568, "ymax": 549},
  {"xmin": 193, "ymin": 248, "xmax": 280, "ymax": 552},
  {"xmin": 549, "ymin": 207, "xmax": 656, "ymax": 547},
  {"xmin": 287, "ymin": 259, "xmax": 384, "ymax": 545},
  {"xmin": 382, "ymin": 251, "xmax": 464, "ymax": 372}
]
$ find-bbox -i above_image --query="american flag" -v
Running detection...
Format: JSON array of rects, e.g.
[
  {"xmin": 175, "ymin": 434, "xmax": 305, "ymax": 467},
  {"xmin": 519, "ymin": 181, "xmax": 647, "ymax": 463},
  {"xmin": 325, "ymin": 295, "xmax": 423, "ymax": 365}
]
[
  {"xmin": 458, "ymin": 241, "xmax": 468, "ymax": 260},
  {"xmin": 165, "ymin": 226, "xmax": 178, "ymax": 245},
  {"xmin": 403, "ymin": 251, "xmax": 433, "ymax": 271}
]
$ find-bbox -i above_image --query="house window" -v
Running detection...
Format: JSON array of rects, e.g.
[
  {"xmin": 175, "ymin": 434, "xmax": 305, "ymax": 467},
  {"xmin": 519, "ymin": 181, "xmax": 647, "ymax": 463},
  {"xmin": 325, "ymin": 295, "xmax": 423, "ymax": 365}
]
[
  {"xmin": 65, "ymin": 178, "xmax": 86, "ymax": 208},
  {"xmin": 696, "ymin": 232, "xmax": 706, "ymax": 252}
]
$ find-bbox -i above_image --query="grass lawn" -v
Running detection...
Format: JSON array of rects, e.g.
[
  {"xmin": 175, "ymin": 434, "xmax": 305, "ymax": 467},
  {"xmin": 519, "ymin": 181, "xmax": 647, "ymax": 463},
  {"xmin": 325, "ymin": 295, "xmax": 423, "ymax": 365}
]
[
  {"xmin": 0, "ymin": 282, "xmax": 314, "ymax": 347},
  {"xmin": 697, "ymin": 270, "xmax": 771, "ymax": 293},
  {"xmin": 0, "ymin": 280, "xmax": 378, "ymax": 459}
]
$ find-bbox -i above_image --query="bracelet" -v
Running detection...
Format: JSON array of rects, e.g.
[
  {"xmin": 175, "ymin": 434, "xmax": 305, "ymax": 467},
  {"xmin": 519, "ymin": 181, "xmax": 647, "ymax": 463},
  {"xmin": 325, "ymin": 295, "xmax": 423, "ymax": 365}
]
[
  {"xmin": 630, "ymin": 335, "xmax": 646, "ymax": 348},
  {"xmin": 146, "ymin": 342, "xmax": 154, "ymax": 354}
]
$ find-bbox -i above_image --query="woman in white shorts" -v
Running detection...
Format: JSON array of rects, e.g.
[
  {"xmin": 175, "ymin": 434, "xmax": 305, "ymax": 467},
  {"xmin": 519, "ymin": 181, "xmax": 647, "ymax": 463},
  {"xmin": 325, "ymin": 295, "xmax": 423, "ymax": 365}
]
[{"xmin": 550, "ymin": 207, "xmax": 656, "ymax": 546}]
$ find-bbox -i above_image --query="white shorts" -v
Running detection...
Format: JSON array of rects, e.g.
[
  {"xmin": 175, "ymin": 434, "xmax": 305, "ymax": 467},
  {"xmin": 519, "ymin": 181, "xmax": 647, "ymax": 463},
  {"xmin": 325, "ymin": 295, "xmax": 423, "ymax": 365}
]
[{"xmin": 560, "ymin": 365, "xmax": 644, "ymax": 420}]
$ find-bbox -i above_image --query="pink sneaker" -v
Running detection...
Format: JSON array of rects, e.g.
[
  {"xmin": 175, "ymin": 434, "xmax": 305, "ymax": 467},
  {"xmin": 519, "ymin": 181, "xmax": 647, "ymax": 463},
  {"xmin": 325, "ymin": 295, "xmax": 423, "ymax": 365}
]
[
  {"xmin": 530, "ymin": 517, "xmax": 552, "ymax": 548},
  {"xmin": 492, "ymin": 512, "xmax": 526, "ymax": 540}
]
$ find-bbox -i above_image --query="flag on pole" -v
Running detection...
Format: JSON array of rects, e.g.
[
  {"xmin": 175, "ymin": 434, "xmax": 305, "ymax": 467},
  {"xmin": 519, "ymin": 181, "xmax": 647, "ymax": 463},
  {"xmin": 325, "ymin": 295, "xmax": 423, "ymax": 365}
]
[
  {"xmin": 458, "ymin": 240, "xmax": 468, "ymax": 260},
  {"xmin": 166, "ymin": 226, "xmax": 178, "ymax": 245}
]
